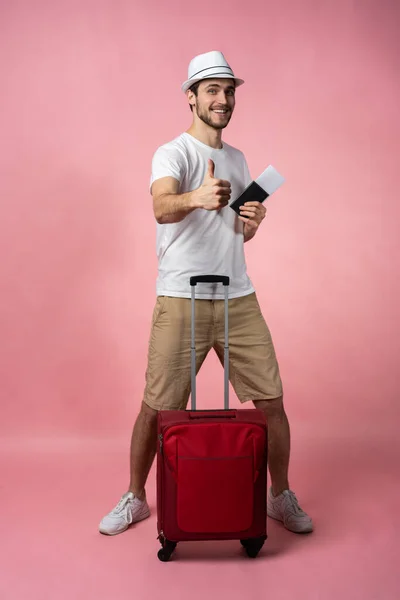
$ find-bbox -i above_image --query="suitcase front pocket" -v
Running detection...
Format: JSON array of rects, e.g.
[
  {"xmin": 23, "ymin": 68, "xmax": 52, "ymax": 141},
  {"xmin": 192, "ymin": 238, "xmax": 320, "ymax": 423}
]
[{"xmin": 176, "ymin": 455, "xmax": 254, "ymax": 533}]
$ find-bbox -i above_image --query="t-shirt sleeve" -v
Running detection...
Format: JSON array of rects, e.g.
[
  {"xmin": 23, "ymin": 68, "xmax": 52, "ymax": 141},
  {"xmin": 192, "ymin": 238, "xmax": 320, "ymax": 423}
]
[{"xmin": 149, "ymin": 145, "xmax": 186, "ymax": 191}]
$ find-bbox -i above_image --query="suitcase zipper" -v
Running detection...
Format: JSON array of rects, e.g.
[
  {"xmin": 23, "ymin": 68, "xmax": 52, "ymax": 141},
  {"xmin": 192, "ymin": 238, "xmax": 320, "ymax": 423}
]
[
  {"xmin": 158, "ymin": 434, "xmax": 164, "ymax": 540},
  {"xmin": 157, "ymin": 530, "xmax": 165, "ymax": 544}
]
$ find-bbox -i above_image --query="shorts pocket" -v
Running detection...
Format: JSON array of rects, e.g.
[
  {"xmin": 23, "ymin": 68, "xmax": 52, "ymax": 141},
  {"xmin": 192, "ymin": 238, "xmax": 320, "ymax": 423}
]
[{"xmin": 152, "ymin": 296, "xmax": 168, "ymax": 326}]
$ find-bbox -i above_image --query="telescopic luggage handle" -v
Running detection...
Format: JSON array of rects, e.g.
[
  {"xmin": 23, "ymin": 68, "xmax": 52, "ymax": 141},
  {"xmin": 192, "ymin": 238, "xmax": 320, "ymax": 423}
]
[
  {"xmin": 190, "ymin": 275, "xmax": 230, "ymax": 286},
  {"xmin": 190, "ymin": 275, "xmax": 230, "ymax": 411}
]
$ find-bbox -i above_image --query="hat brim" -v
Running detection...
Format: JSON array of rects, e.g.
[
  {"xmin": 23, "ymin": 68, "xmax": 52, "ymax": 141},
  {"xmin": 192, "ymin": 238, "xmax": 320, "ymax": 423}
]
[{"xmin": 181, "ymin": 75, "xmax": 245, "ymax": 93}]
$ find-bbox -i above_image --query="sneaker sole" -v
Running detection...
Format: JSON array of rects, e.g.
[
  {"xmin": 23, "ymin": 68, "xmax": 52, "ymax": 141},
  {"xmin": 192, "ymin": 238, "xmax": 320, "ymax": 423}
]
[
  {"xmin": 267, "ymin": 511, "xmax": 313, "ymax": 533},
  {"xmin": 99, "ymin": 509, "xmax": 151, "ymax": 536}
]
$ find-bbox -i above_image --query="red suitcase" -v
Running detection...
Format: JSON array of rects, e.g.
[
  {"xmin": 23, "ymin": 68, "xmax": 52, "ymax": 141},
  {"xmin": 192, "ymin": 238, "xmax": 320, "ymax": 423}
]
[{"xmin": 156, "ymin": 275, "xmax": 268, "ymax": 561}]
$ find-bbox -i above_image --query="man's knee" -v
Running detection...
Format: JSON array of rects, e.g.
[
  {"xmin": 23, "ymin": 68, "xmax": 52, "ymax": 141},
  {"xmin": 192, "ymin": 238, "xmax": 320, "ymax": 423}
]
[
  {"xmin": 253, "ymin": 396, "xmax": 284, "ymax": 418},
  {"xmin": 140, "ymin": 400, "xmax": 159, "ymax": 422}
]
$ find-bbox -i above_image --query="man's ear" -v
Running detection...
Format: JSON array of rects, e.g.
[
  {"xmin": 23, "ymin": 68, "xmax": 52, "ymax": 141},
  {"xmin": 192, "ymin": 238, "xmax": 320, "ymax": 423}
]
[{"xmin": 186, "ymin": 90, "xmax": 195, "ymax": 110}]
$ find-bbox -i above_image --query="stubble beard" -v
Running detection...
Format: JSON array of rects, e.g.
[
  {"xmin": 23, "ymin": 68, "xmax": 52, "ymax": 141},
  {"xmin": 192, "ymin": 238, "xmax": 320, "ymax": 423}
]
[{"xmin": 195, "ymin": 100, "xmax": 233, "ymax": 130}]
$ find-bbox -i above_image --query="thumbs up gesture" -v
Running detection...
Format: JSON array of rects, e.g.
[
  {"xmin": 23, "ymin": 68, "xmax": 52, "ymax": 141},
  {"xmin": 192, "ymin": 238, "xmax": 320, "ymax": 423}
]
[
  {"xmin": 206, "ymin": 158, "xmax": 216, "ymax": 179},
  {"xmin": 193, "ymin": 159, "xmax": 231, "ymax": 211}
]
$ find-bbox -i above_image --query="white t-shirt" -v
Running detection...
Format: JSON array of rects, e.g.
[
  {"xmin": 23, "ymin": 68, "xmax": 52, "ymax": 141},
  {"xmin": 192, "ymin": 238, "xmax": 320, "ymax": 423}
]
[{"xmin": 149, "ymin": 132, "xmax": 255, "ymax": 300}]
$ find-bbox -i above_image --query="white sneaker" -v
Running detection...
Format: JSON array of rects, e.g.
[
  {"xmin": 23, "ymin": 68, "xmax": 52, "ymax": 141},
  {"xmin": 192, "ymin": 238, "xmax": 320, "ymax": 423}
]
[
  {"xmin": 267, "ymin": 488, "xmax": 313, "ymax": 533},
  {"xmin": 99, "ymin": 492, "xmax": 150, "ymax": 536}
]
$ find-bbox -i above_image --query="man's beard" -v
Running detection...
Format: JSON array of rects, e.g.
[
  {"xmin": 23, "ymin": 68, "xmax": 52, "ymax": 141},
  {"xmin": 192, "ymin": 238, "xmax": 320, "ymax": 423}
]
[{"xmin": 195, "ymin": 101, "xmax": 232, "ymax": 130}]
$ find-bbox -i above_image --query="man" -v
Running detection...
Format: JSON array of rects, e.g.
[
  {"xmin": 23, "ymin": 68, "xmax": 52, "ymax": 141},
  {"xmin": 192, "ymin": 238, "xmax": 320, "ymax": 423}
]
[{"xmin": 99, "ymin": 51, "xmax": 313, "ymax": 536}]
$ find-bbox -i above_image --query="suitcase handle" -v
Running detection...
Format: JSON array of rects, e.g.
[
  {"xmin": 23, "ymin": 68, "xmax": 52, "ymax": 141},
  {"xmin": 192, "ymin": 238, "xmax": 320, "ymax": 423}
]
[
  {"xmin": 188, "ymin": 411, "xmax": 236, "ymax": 420},
  {"xmin": 190, "ymin": 275, "xmax": 230, "ymax": 286},
  {"xmin": 190, "ymin": 275, "xmax": 230, "ymax": 411}
]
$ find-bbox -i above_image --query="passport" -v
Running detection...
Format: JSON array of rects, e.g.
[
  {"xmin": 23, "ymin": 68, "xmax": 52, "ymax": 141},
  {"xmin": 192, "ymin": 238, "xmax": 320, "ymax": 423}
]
[{"xmin": 229, "ymin": 165, "xmax": 285, "ymax": 217}]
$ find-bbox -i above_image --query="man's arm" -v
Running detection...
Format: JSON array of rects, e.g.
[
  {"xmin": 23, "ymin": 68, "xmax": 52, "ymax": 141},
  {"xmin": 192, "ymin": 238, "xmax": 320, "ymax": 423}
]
[
  {"xmin": 151, "ymin": 177, "xmax": 197, "ymax": 224},
  {"xmin": 243, "ymin": 225, "xmax": 257, "ymax": 243},
  {"xmin": 151, "ymin": 160, "xmax": 231, "ymax": 224}
]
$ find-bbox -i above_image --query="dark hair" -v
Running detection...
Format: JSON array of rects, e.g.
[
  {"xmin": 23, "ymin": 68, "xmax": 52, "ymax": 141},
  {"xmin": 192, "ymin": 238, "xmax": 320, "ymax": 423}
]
[{"xmin": 188, "ymin": 81, "xmax": 201, "ymax": 112}]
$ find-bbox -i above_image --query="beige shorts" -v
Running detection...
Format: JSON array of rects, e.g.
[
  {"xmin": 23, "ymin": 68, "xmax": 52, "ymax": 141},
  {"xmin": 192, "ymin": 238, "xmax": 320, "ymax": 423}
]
[{"xmin": 143, "ymin": 292, "xmax": 283, "ymax": 411}]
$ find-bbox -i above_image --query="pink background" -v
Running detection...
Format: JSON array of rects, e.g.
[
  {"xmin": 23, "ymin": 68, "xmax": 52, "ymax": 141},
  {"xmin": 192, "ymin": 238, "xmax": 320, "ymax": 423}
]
[{"xmin": 1, "ymin": 0, "xmax": 399, "ymax": 598}]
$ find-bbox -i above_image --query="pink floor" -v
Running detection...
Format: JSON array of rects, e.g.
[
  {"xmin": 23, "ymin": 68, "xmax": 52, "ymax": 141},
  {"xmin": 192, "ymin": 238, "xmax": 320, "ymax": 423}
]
[{"xmin": 1, "ymin": 430, "xmax": 399, "ymax": 600}]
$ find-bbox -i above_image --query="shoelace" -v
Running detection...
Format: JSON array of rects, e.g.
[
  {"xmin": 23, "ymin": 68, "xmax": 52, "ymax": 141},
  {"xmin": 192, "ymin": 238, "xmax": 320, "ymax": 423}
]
[
  {"xmin": 113, "ymin": 495, "xmax": 134, "ymax": 524},
  {"xmin": 284, "ymin": 491, "xmax": 304, "ymax": 515}
]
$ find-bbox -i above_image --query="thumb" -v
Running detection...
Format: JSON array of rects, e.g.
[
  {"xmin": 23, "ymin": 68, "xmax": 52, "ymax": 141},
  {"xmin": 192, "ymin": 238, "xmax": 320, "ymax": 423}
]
[{"xmin": 207, "ymin": 159, "xmax": 215, "ymax": 179}]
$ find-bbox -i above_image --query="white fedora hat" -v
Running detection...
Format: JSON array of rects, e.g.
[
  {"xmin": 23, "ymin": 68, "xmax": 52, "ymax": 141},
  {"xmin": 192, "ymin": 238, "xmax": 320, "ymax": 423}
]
[{"xmin": 181, "ymin": 50, "xmax": 244, "ymax": 93}]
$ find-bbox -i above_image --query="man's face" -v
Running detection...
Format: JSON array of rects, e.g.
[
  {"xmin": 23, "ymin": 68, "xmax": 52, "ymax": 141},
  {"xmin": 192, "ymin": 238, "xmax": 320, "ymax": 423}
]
[{"xmin": 190, "ymin": 79, "xmax": 236, "ymax": 130}]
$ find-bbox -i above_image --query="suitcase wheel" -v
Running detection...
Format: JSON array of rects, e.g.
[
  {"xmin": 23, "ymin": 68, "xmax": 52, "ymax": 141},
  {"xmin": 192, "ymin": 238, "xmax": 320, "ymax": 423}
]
[
  {"xmin": 240, "ymin": 536, "xmax": 267, "ymax": 558},
  {"xmin": 157, "ymin": 540, "xmax": 177, "ymax": 562}
]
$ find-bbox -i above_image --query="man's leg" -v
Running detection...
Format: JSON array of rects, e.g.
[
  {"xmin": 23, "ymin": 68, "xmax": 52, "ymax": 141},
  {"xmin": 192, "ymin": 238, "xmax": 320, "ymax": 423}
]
[
  {"xmin": 254, "ymin": 395, "xmax": 312, "ymax": 533},
  {"xmin": 127, "ymin": 401, "xmax": 159, "ymax": 501},
  {"xmin": 99, "ymin": 296, "xmax": 213, "ymax": 535},
  {"xmin": 252, "ymin": 396, "xmax": 290, "ymax": 497},
  {"xmin": 213, "ymin": 293, "xmax": 313, "ymax": 533},
  {"xmin": 99, "ymin": 401, "xmax": 160, "ymax": 536}
]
